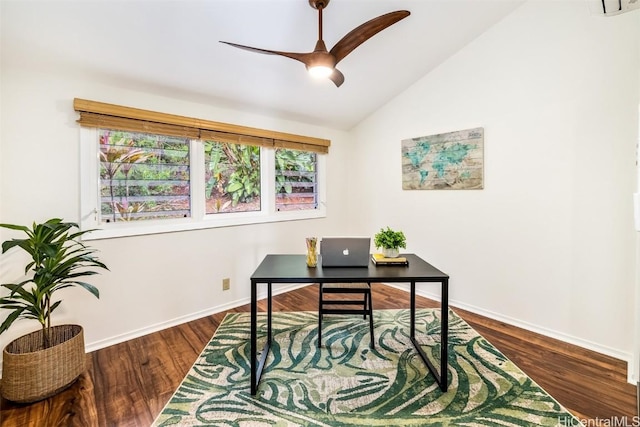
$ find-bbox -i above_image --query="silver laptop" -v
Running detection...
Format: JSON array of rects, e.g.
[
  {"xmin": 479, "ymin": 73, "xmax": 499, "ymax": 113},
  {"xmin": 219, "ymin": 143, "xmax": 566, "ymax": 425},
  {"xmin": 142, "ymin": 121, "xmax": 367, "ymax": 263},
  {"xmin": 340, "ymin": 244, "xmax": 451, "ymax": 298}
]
[{"xmin": 320, "ymin": 237, "xmax": 371, "ymax": 267}]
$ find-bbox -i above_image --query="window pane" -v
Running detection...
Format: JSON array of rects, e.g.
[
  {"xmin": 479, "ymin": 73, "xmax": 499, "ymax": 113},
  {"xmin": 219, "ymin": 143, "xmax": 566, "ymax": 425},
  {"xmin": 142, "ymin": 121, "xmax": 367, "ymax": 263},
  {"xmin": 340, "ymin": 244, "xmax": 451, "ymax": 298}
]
[
  {"xmin": 99, "ymin": 130, "xmax": 190, "ymax": 222},
  {"xmin": 204, "ymin": 141, "xmax": 261, "ymax": 214},
  {"xmin": 275, "ymin": 148, "xmax": 317, "ymax": 211}
]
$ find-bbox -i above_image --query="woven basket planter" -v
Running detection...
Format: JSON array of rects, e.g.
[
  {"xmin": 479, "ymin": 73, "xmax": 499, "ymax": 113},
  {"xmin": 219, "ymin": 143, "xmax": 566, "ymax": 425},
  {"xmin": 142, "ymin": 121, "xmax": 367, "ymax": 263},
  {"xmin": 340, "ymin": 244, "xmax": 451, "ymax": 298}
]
[{"xmin": 1, "ymin": 324, "xmax": 85, "ymax": 403}]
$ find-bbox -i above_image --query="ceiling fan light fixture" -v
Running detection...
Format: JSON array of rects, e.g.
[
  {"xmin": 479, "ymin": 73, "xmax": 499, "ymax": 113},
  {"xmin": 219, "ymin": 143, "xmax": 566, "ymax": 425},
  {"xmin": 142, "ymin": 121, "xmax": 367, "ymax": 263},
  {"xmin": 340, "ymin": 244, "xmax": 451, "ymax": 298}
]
[{"xmin": 308, "ymin": 65, "xmax": 334, "ymax": 78}]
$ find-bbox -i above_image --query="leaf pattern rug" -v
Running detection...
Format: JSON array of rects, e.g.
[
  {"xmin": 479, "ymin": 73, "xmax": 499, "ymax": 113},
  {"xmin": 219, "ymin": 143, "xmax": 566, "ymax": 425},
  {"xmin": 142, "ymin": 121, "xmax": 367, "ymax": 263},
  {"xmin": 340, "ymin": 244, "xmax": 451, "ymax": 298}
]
[{"xmin": 153, "ymin": 309, "xmax": 582, "ymax": 426}]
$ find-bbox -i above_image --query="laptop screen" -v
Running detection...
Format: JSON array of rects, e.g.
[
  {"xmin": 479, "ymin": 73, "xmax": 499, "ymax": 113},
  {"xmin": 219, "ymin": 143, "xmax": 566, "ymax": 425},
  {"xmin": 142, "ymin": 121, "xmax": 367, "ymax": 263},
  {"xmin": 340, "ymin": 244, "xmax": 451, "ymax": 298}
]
[{"xmin": 320, "ymin": 237, "xmax": 371, "ymax": 267}]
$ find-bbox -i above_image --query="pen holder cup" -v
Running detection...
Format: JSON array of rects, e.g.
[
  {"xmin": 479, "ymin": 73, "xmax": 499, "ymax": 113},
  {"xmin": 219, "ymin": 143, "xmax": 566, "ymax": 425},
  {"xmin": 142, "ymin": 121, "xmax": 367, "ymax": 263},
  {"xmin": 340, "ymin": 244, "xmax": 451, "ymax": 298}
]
[{"xmin": 306, "ymin": 237, "xmax": 318, "ymax": 267}]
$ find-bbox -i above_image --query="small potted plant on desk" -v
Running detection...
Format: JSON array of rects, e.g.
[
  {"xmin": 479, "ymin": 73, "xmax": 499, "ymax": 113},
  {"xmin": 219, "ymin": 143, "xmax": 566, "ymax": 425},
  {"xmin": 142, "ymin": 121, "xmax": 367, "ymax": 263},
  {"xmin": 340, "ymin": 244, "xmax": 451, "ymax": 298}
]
[
  {"xmin": 374, "ymin": 227, "xmax": 406, "ymax": 258},
  {"xmin": 0, "ymin": 218, "xmax": 108, "ymax": 403}
]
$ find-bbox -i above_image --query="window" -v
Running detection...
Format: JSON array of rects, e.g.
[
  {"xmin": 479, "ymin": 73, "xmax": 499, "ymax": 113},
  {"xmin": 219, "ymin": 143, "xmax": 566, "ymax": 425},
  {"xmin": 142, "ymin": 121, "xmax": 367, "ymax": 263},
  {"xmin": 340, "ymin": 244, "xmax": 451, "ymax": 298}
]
[
  {"xmin": 99, "ymin": 130, "xmax": 191, "ymax": 222},
  {"xmin": 204, "ymin": 140, "xmax": 261, "ymax": 214},
  {"xmin": 275, "ymin": 148, "xmax": 318, "ymax": 212},
  {"xmin": 77, "ymin": 99, "xmax": 328, "ymax": 239}
]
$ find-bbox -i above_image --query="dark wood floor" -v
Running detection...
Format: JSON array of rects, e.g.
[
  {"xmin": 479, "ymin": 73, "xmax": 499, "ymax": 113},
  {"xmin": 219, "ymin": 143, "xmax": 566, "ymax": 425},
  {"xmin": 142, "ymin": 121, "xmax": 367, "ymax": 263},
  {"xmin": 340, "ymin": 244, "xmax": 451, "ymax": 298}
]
[{"xmin": 0, "ymin": 284, "xmax": 636, "ymax": 426}]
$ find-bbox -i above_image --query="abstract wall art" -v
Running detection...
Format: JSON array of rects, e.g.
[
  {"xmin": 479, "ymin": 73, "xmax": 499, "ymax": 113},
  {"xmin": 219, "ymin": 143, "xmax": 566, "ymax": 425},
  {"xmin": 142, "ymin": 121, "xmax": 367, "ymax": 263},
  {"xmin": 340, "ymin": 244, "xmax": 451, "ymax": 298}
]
[{"xmin": 401, "ymin": 127, "xmax": 484, "ymax": 190}]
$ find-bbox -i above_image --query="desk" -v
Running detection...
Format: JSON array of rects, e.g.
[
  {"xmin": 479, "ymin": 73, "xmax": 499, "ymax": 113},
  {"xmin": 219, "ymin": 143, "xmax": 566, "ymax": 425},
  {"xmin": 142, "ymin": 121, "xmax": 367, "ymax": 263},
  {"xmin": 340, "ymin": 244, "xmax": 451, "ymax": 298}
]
[{"xmin": 249, "ymin": 253, "xmax": 449, "ymax": 395}]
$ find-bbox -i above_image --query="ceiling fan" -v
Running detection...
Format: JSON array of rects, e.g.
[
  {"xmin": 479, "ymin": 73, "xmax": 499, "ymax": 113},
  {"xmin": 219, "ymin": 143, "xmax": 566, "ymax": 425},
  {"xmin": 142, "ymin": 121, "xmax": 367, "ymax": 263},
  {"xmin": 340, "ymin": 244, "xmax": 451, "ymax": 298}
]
[{"xmin": 220, "ymin": 0, "xmax": 410, "ymax": 87}]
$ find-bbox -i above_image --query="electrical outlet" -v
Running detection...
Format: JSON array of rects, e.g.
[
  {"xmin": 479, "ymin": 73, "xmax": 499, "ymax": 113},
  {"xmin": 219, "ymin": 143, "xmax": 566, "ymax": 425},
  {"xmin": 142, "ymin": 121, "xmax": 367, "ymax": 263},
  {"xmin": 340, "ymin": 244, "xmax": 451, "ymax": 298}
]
[{"xmin": 222, "ymin": 278, "xmax": 230, "ymax": 291}]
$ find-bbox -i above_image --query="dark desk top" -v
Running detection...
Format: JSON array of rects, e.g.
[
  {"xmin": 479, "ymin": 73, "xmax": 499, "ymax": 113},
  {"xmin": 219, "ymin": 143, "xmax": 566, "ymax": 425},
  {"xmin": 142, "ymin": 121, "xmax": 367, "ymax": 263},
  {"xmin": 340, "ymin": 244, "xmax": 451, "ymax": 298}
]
[{"xmin": 251, "ymin": 253, "xmax": 448, "ymax": 283}]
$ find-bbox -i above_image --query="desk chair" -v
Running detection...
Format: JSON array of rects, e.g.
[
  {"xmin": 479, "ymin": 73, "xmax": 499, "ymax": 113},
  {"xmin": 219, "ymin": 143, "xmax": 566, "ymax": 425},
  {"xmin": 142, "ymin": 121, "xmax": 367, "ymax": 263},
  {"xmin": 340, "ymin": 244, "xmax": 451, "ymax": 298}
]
[{"xmin": 318, "ymin": 282, "xmax": 375, "ymax": 349}]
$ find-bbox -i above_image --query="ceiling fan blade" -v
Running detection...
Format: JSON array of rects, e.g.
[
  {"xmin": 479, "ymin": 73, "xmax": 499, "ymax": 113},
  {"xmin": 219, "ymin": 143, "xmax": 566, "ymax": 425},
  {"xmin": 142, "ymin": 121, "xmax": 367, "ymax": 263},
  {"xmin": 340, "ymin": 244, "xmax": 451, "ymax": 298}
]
[
  {"xmin": 329, "ymin": 68, "xmax": 345, "ymax": 87},
  {"xmin": 329, "ymin": 10, "xmax": 410, "ymax": 65},
  {"xmin": 221, "ymin": 6, "xmax": 409, "ymax": 87},
  {"xmin": 220, "ymin": 41, "xmax": 310, "ymax": 64}
]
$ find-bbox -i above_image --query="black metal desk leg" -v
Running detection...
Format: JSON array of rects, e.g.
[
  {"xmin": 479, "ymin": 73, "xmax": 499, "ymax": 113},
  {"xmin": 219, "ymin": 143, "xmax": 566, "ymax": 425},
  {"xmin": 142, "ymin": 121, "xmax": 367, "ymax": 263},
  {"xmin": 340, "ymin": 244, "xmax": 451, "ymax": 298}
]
[
  {"xmin": 410, "ymin": 281, "xmax": 416, "ymax": 338},
  {"xmin": 441, "ymin": 279, "xmax": 449, "ymax": 392},
  {"xmin": 250, "ymin": 280, "xmax": 257, "ymax": 395},
  {"xmin": 267, "ymin": 283, "xmax": 272, "ymax": 343},
  {"xmin": 250, "ymin": 282, "xmax": 273, "ymax": 395},
  {"xmin": 409, "ymin": 280, "xmax": 448, "ymax": 392},
  {"xmin": 318, "ymin": 282, "xmax": 323, "ymax": 347}
]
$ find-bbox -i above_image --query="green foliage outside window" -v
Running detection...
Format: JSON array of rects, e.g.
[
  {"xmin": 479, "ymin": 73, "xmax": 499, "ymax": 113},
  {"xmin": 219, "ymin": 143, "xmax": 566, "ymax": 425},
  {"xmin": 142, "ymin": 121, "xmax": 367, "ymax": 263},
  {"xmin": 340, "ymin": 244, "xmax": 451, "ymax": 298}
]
[
  {"xmin": 100, "ymin": 131, "xmax": 319, "ymax": 220},
  {"xmin": 204, "ymin": 141, "xmax": 261, "ymax": 213},
  {"xmin": 275, "ymin": 149, "xmax": 315, "ymax": 194},
  {"xmin": 99, "ymin": 130, "xmax": 190, "ymax": 222},
  {"xmin": 275, "ymin": 148, "xmax": 317, "ymax": 211}
]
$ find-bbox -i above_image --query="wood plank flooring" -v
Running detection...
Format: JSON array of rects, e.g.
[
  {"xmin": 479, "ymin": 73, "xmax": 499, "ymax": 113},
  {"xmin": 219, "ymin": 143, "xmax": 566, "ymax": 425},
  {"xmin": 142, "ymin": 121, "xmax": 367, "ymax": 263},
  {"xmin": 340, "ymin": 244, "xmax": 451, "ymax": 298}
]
[{"xmin": 0, "ymin": 284, "xmax": 636, "ymax": 426}]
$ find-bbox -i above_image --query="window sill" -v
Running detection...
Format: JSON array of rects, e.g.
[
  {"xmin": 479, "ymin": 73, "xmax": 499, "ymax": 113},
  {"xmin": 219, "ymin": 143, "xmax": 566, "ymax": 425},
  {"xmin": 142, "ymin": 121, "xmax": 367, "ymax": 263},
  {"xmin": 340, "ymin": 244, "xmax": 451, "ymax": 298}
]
[{"xmin": 81, "ymin": 207, "xmax": 327, "ymax": 240}]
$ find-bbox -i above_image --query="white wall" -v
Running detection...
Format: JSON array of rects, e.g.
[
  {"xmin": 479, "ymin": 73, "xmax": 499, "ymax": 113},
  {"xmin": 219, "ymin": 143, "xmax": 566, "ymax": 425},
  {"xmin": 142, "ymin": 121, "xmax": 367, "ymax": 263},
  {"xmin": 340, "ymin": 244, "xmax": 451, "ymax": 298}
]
[
  {"xmin": 635, "ymin": 16, "xmax": 640, "ymax": 388},
  {"xmin": 0, "ymin": 61, "xmax": 351, "ymax": 352},
  {"xmin": 350, "ymin": 1, "xmax": 640, "ymax": 366}
]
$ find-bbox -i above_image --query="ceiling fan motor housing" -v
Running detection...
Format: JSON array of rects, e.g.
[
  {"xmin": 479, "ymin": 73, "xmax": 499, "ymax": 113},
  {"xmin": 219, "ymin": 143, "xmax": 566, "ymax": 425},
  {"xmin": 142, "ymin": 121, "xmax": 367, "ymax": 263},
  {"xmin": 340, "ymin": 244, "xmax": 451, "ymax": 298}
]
[{"xmin": 309, "ymin": 0, "xmax": 330, "ymax": 10}]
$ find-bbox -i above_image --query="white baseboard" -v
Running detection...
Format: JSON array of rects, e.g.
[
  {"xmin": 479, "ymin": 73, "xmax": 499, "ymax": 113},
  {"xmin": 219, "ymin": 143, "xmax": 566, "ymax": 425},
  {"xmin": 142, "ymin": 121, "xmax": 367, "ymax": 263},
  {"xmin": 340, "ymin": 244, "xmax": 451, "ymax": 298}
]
[
  {"xmin": 98, "ymin": 281, "xmax": 633, "ymax": 382},
  {"xmin": 85, "ymin": 282, "xmax": 311, "ymax": 353},
  {"xmin": 383, "ymin": 283, "xmax": 635, "ymax": 384},
  {"xmin": 3, "ymin": 282, "xmax": 634, "ymax": 386},
  {"xmin": 0, "ymin": 282, "xmax": 311, "ymax": 376}
]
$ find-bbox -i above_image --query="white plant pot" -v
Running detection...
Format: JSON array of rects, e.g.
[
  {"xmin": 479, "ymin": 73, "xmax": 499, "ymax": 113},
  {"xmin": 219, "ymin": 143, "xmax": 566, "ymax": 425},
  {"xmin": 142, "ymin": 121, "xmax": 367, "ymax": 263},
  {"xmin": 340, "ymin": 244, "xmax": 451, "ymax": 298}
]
[{"xmin": 382, "ymin": 248, "xmax": 400, "ymax": 258}]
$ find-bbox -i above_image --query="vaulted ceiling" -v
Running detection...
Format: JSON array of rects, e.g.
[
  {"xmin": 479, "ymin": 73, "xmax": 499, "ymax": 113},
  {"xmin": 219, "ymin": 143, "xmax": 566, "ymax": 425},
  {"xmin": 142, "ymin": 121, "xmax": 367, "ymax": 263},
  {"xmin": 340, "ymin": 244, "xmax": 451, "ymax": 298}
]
[{"xmin": 1, "ymin": 0, "xmax": 523, "ymax": 130}]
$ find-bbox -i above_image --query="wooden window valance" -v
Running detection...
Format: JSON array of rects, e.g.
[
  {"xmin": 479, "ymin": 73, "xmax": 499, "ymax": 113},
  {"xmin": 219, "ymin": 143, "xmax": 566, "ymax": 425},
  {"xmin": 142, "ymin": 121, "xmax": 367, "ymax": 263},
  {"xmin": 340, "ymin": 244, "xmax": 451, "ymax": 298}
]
[{"xmin": 74, "ymin": 98, "xmax": 331, "ymax": 154}]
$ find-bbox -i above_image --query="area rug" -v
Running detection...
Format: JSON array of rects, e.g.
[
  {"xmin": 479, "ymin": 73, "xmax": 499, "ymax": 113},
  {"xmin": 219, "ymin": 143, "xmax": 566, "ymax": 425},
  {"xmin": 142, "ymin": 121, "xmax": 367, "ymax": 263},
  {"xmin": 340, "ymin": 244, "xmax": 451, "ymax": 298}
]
[{"xmin": 153, "ymin": 309, "xmax": 581, "ymax": 426}]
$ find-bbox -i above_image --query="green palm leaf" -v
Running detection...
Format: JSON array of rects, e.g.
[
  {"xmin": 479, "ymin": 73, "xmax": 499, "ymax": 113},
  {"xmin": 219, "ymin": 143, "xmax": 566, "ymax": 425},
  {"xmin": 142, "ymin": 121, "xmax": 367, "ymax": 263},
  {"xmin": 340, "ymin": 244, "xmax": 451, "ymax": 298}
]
[{"xmin": 0, "ymin": 219, "xmax": 108, "ymax": 348}]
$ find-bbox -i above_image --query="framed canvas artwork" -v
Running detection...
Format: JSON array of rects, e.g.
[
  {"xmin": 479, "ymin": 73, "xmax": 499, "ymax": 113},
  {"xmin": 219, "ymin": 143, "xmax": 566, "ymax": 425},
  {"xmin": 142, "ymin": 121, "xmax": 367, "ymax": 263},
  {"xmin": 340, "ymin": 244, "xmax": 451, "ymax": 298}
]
[{"xmin": 401, "ymin": 127, "xmax": 484, "ymax": 190}]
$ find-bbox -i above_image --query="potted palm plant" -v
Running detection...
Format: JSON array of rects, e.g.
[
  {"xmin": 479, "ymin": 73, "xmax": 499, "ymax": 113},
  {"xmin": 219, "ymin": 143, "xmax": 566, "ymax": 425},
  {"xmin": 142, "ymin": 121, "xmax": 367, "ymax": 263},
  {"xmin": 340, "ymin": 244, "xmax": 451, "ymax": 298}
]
[
  {"xmin": 374, "ymin": 227, "xmax": 407, "ymax": 258},
  {"xmin": 0, "ymin": 218, "xmax": 108, "ymax": 403}
]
